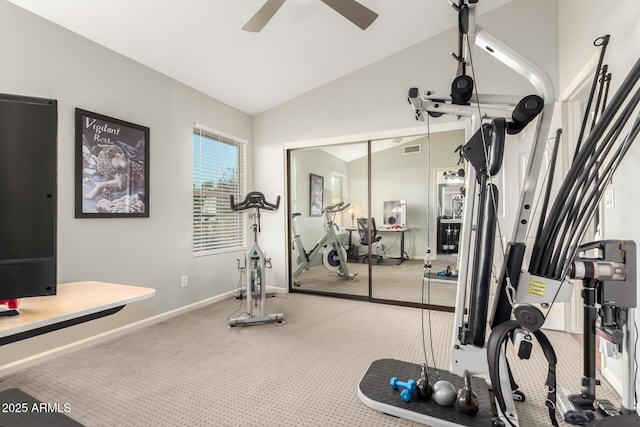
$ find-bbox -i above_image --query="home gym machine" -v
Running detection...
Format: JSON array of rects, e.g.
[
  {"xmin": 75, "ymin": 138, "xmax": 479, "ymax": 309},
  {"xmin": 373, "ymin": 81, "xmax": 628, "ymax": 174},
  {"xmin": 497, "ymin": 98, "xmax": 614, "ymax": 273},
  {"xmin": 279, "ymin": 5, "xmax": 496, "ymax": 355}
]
[
  {"xmin": 360, "ymin": 0, "xmax": 640, "ymax": 425},
  {"xmin": 228, "ymin": 191, "xmax": 284, "ymax": 327},
  {"xmin": 291, "ymin": 201, "xmax": 357, "ymax": 286},
  {"xmin": 360, "ymin": 0, "xmax": 552, "ymax": 424}
]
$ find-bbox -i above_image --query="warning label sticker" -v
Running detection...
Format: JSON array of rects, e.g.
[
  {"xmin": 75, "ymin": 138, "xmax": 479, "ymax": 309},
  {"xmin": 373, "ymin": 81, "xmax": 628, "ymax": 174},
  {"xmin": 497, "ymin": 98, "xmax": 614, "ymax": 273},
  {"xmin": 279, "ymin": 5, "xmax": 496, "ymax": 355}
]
[{"xmin": 527, "ymin": 279, "xmax": 546, "ymax": 298}]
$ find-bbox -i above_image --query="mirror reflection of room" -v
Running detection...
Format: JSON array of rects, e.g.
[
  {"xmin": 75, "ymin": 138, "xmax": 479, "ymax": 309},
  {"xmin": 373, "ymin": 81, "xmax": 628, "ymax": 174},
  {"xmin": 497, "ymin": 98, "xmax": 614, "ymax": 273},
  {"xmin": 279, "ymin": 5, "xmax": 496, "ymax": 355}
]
[
  {"xmin": 369, "ymin": 132, "xmax": 463, "ymax": 306},
  {"xmin": 288, "ymin": 142, "xmax": 369, "ymax": 297},
  {"xmin": 288, "ymin": 130, "xmax": 465, "ymax": 309},
  {"xmin": 435, "ymin": 168, "xmax": 465, "ymax": 278}
]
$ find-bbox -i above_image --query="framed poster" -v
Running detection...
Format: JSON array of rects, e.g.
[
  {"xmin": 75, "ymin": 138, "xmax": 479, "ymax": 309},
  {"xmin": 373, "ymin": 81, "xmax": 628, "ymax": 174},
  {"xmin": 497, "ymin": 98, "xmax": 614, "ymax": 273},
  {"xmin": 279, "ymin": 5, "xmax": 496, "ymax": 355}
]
[
  {"xmin": 309, "ymin": 173, "xmax": 324, "ymax": 217},
  {"xmin": 75, "ymin": 108, "xmax": 150, "ymax": 218}
]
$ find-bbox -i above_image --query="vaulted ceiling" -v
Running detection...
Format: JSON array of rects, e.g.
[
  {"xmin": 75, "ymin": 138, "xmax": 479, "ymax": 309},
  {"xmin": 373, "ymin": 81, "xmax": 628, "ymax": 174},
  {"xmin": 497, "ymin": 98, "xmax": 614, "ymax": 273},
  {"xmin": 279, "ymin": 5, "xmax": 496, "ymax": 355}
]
[{"xmin": 7, "ymin": 0, "xmax": 511, "ymax": 115}]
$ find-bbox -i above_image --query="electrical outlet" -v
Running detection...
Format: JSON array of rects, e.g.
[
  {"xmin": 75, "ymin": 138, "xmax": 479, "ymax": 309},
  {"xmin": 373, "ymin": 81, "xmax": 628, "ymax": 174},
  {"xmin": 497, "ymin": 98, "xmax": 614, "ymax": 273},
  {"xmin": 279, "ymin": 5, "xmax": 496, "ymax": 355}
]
[
  {"xmin": 180, "ymin": 275, "xmax": 188, "ymax": 288},
  {"xmin": 604, "ymin": 187, "xmax": 615, "ymax": 208}
]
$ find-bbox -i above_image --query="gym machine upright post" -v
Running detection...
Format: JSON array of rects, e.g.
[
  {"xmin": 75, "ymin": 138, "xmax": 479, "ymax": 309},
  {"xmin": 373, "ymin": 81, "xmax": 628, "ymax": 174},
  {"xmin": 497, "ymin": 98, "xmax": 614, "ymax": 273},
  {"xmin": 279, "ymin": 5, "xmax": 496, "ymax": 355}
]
[
  {"xmin": 228, "ymin": 191, "xmax": 284, "ymax": 327},
  {"xmin": 359, "ymin": 0, "xmax": 555, "ymax": 425},
  {"xmin": 416, "ymin": 0, "xmax": 554, "ymax": 422}
]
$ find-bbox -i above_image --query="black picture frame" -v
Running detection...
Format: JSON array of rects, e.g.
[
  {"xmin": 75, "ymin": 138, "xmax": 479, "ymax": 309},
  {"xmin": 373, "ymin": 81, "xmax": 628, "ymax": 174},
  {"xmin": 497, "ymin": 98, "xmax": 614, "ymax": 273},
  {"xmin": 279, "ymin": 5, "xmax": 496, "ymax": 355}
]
[
  {"xmin": 309, "ymin": 173, "xmax": 324, "ymax": 217},
  {"xmin": 75, "ymin": 108, "xmax": 150, "ymax": 218}
]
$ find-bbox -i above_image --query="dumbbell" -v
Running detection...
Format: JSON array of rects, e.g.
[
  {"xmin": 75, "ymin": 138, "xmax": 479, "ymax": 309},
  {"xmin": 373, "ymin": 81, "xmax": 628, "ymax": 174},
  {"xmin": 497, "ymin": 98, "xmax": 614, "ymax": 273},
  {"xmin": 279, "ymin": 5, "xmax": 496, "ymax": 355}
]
[{"xmin": 390, "ymin": 377, "xmax": 417, "ymax": 402}]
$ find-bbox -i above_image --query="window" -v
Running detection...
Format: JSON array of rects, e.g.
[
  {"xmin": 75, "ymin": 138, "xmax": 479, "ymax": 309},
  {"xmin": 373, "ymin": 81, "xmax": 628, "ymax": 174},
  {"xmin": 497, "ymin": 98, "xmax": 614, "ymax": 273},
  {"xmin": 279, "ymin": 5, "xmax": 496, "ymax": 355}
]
[
  {"xmin": 192, "ymin": 125, "xmax": 246, "ymax": 256},
  {"xmin": 331, "ymin": 172, "xmax": 347, "ymax": 225},
  {"xmin": 330, "ymin": 172, "xmax": 346, "ymax": 205}
]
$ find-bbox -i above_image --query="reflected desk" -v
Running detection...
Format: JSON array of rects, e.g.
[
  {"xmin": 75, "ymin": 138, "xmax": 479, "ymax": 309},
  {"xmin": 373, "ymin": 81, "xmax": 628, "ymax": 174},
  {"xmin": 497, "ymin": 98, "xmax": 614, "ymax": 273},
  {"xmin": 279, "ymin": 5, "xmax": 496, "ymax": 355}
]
[
  {"xmin": 0, "ymin": 281, "xmax": 155, "ymax": 426},
  {"xmin": 345, "ymin": 226, "xmax": 410, "ymax": 265},
  {"xmin": 377, "ymin": 227, "xmax": 410, "ymax": 265}
]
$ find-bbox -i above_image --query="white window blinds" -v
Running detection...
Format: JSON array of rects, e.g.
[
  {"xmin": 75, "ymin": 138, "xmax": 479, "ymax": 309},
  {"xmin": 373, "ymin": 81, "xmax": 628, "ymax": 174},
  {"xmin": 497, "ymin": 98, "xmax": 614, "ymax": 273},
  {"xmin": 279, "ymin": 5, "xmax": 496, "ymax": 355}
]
[{"xmin": 192, "ymin": 126, "xmax": 246, "ymax": 256}]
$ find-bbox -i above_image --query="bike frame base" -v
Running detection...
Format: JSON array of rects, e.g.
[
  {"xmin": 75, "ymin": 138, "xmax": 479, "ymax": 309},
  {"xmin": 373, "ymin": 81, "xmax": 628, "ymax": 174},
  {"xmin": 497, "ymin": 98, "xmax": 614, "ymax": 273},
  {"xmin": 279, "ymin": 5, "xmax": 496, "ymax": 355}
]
[
  {"xmin": 228, "ymin": 209, "xmax": 284, "ymax": 327},
  {"xmin": 228, "ymin": 312, "xmax": 284, "ymax": 327}
]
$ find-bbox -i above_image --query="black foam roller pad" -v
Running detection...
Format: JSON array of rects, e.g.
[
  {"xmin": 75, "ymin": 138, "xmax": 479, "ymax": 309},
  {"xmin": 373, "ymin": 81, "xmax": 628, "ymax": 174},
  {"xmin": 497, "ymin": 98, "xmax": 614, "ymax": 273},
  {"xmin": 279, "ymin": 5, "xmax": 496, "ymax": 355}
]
[{"xmin": 507, "ymin": 94, "xmax": 544, "ymax": 135}]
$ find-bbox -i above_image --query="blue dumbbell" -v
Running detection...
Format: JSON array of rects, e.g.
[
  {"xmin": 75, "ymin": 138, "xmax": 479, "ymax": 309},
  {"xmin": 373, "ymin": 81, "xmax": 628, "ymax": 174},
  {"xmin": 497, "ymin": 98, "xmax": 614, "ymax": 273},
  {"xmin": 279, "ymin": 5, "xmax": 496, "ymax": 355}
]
[{"xmin": 390, "ymin": 377, "xmax": 417, "ymax": 402}]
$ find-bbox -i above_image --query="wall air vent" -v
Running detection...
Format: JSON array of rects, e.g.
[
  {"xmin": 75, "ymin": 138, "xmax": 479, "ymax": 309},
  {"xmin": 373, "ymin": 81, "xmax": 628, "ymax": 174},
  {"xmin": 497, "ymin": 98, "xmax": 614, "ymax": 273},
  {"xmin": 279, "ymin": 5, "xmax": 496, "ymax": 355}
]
[{"xmin": 403, "ymin": 144, "xmax": 421, "ymax": 154}]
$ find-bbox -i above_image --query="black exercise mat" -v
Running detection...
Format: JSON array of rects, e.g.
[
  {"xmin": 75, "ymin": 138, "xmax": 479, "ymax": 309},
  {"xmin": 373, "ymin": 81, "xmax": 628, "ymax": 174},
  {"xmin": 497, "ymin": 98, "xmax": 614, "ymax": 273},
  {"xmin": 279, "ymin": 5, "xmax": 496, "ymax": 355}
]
[
  {"xmin": 424, "ymin": 272, "xmax": 458, "ymax": 282},
  {"xmin": 359, "ymin": 358, "xmax": 495, "ymax": 426}
]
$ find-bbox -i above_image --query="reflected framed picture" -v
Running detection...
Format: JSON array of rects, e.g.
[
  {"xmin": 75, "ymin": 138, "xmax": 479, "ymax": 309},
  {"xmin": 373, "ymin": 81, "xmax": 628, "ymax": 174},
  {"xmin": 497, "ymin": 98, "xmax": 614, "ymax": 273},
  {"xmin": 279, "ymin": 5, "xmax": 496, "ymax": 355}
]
[
  {"xmin": 75, "ymin": 108, "xmax": 150, "ymax": 218},
  {"xmin": 309, "ymin": 173, "xmax": 324, "ymax": 217}
]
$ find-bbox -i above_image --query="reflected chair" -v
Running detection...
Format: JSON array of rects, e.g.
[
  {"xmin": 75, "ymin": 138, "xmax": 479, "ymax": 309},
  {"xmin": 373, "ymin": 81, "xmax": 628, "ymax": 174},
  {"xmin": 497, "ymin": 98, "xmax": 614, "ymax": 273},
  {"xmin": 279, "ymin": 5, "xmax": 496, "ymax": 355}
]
[{"xmin": 357, "ymin": 217, "xmax": 383, "ymax": 264}]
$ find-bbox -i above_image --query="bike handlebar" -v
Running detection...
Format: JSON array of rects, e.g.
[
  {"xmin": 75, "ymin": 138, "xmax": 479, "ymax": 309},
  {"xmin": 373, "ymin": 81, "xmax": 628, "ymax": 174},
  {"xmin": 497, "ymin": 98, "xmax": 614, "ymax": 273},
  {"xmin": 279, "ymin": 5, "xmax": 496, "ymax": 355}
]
[
  {"xmin": 230, "ymin": 191, "xmax": 280, "ymax": 212},
  {"xmin": 322, "ymin": 201, "xmax": 351, "ymax": 213}
]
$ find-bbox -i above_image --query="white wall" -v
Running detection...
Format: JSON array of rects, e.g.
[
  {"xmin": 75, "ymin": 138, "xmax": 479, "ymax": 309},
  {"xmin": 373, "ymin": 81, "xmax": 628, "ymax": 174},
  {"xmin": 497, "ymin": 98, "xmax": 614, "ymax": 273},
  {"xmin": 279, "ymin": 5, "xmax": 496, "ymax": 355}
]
[
  {"xmin": 289, "ymin": 147, "xmax": 351, "ymax": 250},
  {"xmin": 345, "ymin": 132, "xmax": 465, "ymax": 258},
  {"xmin": 254, "ymin": 0, "xmax": 559, "ymax": 290},
  {"xmin": 559, "ymin": 0, "xmax": 640, "ymax": 396},
  {"xmin": 0, "ymin": 0, "xmax": 563, "ymax": 369},
  {"xmin": 0, "ymin": 1, "xmax": 252, "ymax": 365},
  {"xmin": 5, "ymin": 0, "xmax": 631, "ymax": 403}
]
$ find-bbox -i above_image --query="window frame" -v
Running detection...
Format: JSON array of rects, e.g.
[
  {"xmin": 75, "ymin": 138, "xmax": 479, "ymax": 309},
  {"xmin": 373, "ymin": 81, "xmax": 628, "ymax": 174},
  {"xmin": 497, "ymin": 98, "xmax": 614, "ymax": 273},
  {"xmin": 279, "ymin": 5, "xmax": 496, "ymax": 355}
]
[{"xmin": 192, "ymin": 124, "xmax": 247, "ymax": 257}]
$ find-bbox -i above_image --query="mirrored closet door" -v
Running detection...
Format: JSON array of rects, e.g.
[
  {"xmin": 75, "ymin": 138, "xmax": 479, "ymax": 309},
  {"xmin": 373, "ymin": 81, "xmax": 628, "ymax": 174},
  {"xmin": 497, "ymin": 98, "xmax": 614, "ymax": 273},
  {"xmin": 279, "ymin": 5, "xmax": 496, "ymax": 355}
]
[
  {"xmin": 287, "ymin": 130, "xmax": 466, "ymax": 309},
  {"xmin": 287, "ymin": 142, "xmax": 369, "ymax": 299}
]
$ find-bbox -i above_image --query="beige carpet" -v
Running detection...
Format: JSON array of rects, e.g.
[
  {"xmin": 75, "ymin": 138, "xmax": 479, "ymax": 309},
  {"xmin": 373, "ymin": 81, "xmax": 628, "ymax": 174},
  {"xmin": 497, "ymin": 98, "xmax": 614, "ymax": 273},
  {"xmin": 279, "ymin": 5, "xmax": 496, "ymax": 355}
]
[
  {"xmin": 295, "ymin": 259, "xmax": 459, "ymax": 307},
  {"xmin": 0, "ymin": 293, "xmax": 621, "ymax": 426}
]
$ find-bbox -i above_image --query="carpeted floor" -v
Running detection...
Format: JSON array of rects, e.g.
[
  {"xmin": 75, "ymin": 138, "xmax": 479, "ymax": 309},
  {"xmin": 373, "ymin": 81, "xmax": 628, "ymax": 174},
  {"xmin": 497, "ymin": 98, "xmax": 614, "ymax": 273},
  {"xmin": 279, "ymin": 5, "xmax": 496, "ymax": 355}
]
[
  {"xmin": 0, "ymin": 293, "xmax": 621, "ymax": 426},
  {"xmin": 294, "ymin": 259, "xmax": 459, "ymax": 307}
]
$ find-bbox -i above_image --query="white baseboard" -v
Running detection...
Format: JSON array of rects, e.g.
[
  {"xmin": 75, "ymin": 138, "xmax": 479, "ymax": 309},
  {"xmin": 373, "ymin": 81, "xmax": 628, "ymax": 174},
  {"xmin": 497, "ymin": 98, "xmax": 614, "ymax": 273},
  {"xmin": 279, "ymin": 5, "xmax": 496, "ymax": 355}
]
[
  {"xmin": 601, "ymin": 359, "xmax": 624, "ymax": 396},
  {"xmin": 0, "ymin": 289, "xmax": 238, "ymax": 377}
]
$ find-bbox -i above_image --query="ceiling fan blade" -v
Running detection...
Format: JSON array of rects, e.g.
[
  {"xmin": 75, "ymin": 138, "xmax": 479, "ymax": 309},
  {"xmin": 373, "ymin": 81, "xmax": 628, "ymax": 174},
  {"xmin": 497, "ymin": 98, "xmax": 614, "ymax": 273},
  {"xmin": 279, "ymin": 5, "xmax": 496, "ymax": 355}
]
[
  {"xmin": 242, "ymin": 0, "xmax": 286, "ymax": 32},
  {"xmin": 320, "ymin": 0, "xmax": 378, "ymax": 30}
]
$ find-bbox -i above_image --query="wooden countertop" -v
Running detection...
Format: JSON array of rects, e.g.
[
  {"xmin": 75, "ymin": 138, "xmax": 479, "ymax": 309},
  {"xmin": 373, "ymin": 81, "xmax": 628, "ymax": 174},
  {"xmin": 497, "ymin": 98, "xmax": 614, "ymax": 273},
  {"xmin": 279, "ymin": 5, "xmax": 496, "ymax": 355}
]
[{"xmin": 0, "ymin": 281, "xmax": 155, "ymax": 339}]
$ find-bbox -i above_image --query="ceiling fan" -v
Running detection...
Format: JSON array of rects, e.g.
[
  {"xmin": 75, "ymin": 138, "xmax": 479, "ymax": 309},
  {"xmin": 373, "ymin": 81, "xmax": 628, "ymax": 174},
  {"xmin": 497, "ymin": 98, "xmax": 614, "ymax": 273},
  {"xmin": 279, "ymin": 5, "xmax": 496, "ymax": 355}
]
[{"xmin": 242, "ymin": 0, "xmax": 379, "ymax": 32}]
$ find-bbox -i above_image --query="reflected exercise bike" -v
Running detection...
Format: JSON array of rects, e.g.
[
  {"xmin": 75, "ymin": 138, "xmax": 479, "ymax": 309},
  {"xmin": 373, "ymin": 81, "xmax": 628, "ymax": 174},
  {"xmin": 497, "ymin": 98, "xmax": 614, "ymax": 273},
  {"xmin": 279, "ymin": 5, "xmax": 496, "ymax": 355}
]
[{"xmin": 291, "ymin": 202, "xmax": 357, "ymax": 286}]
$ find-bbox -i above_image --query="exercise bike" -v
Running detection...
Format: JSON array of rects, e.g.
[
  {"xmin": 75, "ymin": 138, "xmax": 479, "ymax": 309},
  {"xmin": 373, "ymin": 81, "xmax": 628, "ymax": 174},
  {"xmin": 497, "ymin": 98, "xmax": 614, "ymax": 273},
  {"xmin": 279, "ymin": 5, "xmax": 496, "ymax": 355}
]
[
  {"xmin": 228, "ymin": 191, "xmax": 284, "ymax": 327},
  {"xmin": 291, "ymin": 201, "xmax": 357, "ymax": 286}
]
